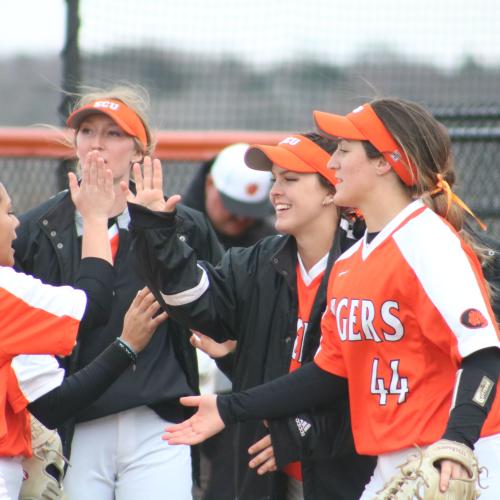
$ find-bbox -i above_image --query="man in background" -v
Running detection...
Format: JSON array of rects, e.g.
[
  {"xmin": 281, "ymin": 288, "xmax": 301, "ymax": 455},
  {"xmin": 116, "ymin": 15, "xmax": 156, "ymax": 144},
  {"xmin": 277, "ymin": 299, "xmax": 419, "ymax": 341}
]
[{"xmin": 183, "ymin": 143, "xmax": 275, "ymax": 249}]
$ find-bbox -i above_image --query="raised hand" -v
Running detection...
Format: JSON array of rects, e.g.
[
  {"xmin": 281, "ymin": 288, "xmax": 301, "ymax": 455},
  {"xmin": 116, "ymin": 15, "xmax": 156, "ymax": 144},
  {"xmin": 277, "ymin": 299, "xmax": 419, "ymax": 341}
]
[
  {"xmin": 122, "ymin": 156, "xmax": 181, "ymax": 213},
  {"xmin": 120, "ymin": 287, "xmax": 168, "ymax": 353},
  {"xmin": 190, "ymin": 331, "xmax": 237, "ymax": 359},
  {"xmin": 162, "ymin": 394, "xmax": 225, "ymax": 445},
  {"xmin": 69, "ymin": 151, "xmax": 114, "ymax": 263},
  {"xmin": 248, "ymin": 433, "xmax": 277, "ymax": 475},
  {"xmin": 69, "ymin": 151, "xmax": 114, "ymax": 222}
]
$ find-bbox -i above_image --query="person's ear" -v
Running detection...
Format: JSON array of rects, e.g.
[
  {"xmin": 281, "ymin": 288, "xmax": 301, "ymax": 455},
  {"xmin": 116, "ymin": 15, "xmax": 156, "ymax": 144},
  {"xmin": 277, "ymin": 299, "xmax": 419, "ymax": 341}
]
[
  {"xmin": 322, "ymin": 193, "xmax": 335, "ymax": 206},
  {"xmin": 374, "ymin": 157, "xmax": 392, "ymax": 176},
  {"xmin": 131, "ymin": 148, "xmax": 144, "ymax": 165},
  {"xmin": 205, "ymin": 174, "xmax": 215, "ymax": 188}
]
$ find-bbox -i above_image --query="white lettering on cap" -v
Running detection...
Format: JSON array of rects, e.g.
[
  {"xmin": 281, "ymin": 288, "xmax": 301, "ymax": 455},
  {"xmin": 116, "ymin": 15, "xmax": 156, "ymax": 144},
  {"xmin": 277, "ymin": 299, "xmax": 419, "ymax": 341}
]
[
  {"xmin": 352, "ymin": 105, "xmax": 364, "ymax": 114},
  {"xmin": 279, "ymin": 136, "xmax": 301, "ymax": 146},
  {"xmin": 93, "ymin": 101, "xmax": 120, "ymax": 110}
]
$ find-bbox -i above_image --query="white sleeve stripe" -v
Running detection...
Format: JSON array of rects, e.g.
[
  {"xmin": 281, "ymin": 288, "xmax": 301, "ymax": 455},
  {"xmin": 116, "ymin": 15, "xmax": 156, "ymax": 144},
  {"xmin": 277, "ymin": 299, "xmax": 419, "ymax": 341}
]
[
  {"xmin": 161, "ymin": 264, "xmax": 209, "ymax": 306},
  {"xmin": 393, "ymin": 211, "xmax": 500, "ymax": 358},
  {"xmin": 450, "ymin": 369, "xmax": 462, "ymax": 412},
  {"xmin": 0, "ymin": 267, "xmax": 87, "ymax": 320},
  {"xmin": 11, "ymin": 355, "xmax": 65, "ymax": 402}
]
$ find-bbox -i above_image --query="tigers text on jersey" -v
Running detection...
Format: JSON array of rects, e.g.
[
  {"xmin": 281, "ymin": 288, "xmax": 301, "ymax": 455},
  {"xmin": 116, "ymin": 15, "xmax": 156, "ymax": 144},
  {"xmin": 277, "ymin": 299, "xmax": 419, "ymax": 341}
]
[
  {"xmin": 0, "ymin": 267, "xmax": 86, "ymax": 457},
  {"xmin": 315, "ymin": 200, "xmax": 500, "ymax": 455}
]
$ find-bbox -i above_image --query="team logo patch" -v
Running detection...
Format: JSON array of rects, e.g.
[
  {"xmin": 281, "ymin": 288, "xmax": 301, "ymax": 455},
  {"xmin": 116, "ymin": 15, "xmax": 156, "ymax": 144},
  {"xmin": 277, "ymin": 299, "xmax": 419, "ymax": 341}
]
[
  {"xmin": 390, "ymin": 151, "xmax": 402, "ymax": 162},
  {"xmin": 245, "ymin": 183, "xmax": 259, "ymax": 196},
  {"xmin": 460, "ymin": 308, "xmax": 488, "ymax": 328}
]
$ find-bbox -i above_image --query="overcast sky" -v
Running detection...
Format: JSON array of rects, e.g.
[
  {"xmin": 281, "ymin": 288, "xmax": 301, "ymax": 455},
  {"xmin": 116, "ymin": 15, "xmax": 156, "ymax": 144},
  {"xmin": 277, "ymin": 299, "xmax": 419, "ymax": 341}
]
[{"xmin": 1, "ymin": 0, "xmax": 499, "ymax": 68}]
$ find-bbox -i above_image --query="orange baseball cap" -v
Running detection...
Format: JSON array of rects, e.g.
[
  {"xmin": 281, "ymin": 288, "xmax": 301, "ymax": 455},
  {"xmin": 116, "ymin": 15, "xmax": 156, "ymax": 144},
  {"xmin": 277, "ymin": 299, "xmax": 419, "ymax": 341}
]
[
  {"xmin": 313, "ymin": 104, "xmax": 418, "ymax": 186},
  {"xmin": 244, "ymin": 134, "xmax": 337, "ymax": 186},
  {"xmin": 66, "ymin": 98, "xmax": 148, "ymax": 149}
]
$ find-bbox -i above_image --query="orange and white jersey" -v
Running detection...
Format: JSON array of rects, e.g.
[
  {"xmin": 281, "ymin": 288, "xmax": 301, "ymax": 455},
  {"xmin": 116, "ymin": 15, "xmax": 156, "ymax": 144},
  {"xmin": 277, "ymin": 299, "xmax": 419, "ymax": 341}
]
[
  {"xmin": 289, "ymin": 254, "xmax": 327, "ymax": 372},
  {"xmin": 284, "ymin": 253, "xmax": 326, "ymax": 482},
  {"xmin": 315, "ymin": 200, "xmax": 500, "ymax": 455},
  {"xmin": 0, "ymin": 266, "xmax": 86, "ymax": 457}
]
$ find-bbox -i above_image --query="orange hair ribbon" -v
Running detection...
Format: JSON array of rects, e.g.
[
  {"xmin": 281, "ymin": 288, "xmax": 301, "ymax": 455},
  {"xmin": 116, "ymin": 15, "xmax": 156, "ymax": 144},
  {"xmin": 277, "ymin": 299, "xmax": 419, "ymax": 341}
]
[{"xmin": 430, "ymin": 174, "xmax": 486, "ymax": 230}]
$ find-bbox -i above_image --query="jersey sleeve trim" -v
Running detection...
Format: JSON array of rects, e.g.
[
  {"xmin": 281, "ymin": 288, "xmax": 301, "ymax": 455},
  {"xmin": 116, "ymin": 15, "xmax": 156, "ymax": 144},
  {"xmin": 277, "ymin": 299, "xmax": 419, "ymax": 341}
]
[
  {"xmin": 11, "ymin": 355, "xmax": 64, "ymax": 403},
  {"xmin": 393, "ymin": 210, "xmax": 500, "ymax": 358},
  {"xmin": 160, "ymin": 263, "xmax": 209, "ymax": 306}
]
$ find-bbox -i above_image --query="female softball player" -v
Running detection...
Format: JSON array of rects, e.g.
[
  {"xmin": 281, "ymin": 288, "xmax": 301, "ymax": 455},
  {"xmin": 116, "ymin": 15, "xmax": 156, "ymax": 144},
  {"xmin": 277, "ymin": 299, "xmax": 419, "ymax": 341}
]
[
  {"xmin": 3, "ymin": 157, "xmax": 168, "ymax": 500},
  {"xmin": 125, "ymin": 133, "xmax": 376, "ymax": 499},
  {"xmin": 0, "ymin": 158, "xmax": 117, "ymax": 497},
  {"xmin": 163, "ymin": 98, "xmax": 500, "ymax": 499},
  {"xmin": 14, "ymin": 85, "xmax": 222, "ymax": 500}
]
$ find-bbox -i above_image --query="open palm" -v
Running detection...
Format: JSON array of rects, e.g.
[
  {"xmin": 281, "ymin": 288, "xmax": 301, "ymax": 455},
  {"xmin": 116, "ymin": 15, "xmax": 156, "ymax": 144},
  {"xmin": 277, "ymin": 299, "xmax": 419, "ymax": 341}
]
[
  {"xmin": 162, "ymin": 395, "xmax": 225, "ymax": 445},
  {"xmin": 124, "ymin": 156, "xmax": 181, "ymax": 213}
]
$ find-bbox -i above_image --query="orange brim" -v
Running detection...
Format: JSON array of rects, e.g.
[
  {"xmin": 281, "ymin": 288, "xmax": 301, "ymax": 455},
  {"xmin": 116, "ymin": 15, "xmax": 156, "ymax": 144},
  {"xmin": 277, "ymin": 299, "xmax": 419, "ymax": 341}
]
[
  {"xmin": 313, "ymin": 106, "xmax": 418, "ymax": 186},
  {"xmin": 313, "ymin": 111, "xmax": 366, "ymax": 141},
  {"xmin": 245, "ymin": 144, "xmax": 317, "ymax": 174},
  {"xmin": 66, "ymin": 101, "xmax": 148, "ymax": 149}
]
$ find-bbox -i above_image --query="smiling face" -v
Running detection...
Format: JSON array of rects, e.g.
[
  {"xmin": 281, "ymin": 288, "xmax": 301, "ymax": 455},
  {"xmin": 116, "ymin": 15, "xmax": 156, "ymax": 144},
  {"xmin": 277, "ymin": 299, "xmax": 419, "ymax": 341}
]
[
  {"xmin": 269, "ymin": 166, "xmax": 334, "ymax": 237},
  {"xmin": 0, "ymin": 183, "xmax": 19, "ymax": 267},
  {"xmin": 327, "ymin": 139, "xmax": 381, "ymax": 209},
  {"xmin": 75, "ymin": 114, "xmax": 142, "ymax": 185}
]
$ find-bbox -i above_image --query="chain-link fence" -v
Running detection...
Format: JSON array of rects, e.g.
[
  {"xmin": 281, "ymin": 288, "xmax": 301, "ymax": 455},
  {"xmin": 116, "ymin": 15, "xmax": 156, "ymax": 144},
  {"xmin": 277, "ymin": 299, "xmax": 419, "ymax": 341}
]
[{"xmin": 0, "ymin": 0, "xmax": 499, "ymax": 233}]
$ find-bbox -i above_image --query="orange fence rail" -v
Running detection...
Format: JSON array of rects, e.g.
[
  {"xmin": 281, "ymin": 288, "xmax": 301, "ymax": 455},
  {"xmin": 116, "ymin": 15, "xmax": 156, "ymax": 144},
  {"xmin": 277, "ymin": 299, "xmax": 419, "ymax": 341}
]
[{"xmin": 0, "ymin": 128, "xmax": 287, "ymax": 160}]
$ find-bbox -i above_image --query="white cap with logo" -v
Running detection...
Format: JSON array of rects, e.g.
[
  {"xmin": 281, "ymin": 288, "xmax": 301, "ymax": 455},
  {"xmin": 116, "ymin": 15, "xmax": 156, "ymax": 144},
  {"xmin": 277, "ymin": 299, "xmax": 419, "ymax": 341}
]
[{"xmin": 210, "ymin": 143, "xmax": 273, "ymax": 218}]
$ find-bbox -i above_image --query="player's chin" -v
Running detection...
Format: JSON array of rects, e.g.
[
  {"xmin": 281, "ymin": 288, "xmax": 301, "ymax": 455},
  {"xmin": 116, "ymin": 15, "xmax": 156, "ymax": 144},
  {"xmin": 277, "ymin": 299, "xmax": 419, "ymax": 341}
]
[
  {"xmin": 0, "ymin": 251, "xmax": 15, "ymax": 268},
  {"xmin": 332, "ymin": 189, "xmax": 352, "ymax": 208},
  {"xmin": 273, "ymin": 212, "xmax": 290, "ymax": 230}
]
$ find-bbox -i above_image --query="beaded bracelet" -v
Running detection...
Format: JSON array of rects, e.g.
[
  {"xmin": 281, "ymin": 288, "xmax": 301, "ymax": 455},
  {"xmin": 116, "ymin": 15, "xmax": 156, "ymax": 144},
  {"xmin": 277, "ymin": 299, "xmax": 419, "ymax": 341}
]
[{"xmin": 115, "ymin": 337, "xmax": 138, "ymax": 363}]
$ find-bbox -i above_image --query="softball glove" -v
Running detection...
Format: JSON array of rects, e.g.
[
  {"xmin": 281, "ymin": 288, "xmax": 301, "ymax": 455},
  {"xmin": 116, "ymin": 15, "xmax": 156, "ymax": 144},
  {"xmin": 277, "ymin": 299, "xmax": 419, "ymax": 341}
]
[
  {"xmin": 19, "ymin": 415, "xmax": 69, "ymax": 500},
  {"xmin": 373, "ymin": 439, "xmax": 482, "ymax": 499}
]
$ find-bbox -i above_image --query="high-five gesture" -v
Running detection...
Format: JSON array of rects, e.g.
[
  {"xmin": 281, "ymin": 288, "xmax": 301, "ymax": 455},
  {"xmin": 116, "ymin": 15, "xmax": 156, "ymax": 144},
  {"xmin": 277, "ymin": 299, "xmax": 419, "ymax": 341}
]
[
  {"xmin": 123, "ymin": 156, "xmax": 182, "ymax": 213},
  {"xmin": 162, "ymin": 394, "xmax": 225, "ymax": 445}
]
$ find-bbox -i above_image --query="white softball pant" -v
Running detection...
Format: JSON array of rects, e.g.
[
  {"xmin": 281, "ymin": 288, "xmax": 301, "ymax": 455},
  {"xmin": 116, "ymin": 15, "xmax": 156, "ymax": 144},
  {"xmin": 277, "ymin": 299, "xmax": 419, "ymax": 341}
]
[
  {"xmin": 360, "ymin": 434, "xmax": 500, "ymax": 499},
  {"xmin": 64, "ymin": 406, "xmax": 192, "ymax": 500},
  {"xmin": 0, "ymin": 457, "xmax": 23, "ymax": 500}
]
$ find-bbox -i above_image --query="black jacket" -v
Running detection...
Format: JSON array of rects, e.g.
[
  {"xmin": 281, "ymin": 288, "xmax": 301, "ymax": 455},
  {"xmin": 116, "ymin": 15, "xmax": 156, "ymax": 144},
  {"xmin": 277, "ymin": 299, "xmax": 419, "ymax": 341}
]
[
  {"xmin": 13, "ymin": 190, "xmax": 223, "ymax": 458},
  {"xmin": 183, "ymin": 157, "xmax": 276, "ymax": 249},
  {"xmin": 129, "ymin": 204, "xmax": 376, "ymax": 500}
]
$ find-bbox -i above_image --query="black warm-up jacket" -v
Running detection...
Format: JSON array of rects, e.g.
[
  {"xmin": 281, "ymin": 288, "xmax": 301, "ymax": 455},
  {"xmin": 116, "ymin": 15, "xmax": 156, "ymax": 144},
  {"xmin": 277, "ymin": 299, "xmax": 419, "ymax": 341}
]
[{"xmin": 129, "ymin": 203, "xmax": 376, "ymax": 500}]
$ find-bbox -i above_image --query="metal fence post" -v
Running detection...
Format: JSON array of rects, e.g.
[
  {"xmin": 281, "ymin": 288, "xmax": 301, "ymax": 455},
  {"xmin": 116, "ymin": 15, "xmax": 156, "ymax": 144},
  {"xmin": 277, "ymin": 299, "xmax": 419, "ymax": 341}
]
[{"xmin": 57, "ymin": 0, "xmax": 81, "ymax": 191}]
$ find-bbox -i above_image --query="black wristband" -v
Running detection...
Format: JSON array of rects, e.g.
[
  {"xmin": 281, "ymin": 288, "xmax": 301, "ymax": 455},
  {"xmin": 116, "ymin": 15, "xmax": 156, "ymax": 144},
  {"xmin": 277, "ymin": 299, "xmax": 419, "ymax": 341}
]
[{"xmin": 115, "ymin": 337, "xmax": 138, "ymax": 363}]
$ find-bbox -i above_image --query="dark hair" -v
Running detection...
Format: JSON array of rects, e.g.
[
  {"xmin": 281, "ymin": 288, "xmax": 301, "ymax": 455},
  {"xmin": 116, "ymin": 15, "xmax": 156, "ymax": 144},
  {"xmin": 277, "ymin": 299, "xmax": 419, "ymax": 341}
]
[
  {"xmin": 301, "ymin": 132, "xmax": 337, "ymax": 190},
  {"xmin": 302, "ymin": 132, "xmax": 337, "ymax": 155}
]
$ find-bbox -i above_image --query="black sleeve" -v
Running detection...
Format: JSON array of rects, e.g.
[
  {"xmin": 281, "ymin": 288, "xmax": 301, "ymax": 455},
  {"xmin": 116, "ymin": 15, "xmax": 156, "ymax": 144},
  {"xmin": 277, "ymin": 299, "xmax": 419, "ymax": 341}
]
[
  {"xmin": 214, "ymin": 352, "xmax": 235, "ymax": 380},
  {"xmin": 267, "ymin": 400, "xmax": 356, "ymax": 468},
  {"xmin": 27, "ymin": 339, "xmax": 133, "ymax": 429},
  {"xmin": 129, "ymin": 202, "xmax": 246, "ymax": 343},
  {"xmin": 217, "ymin": 361, "xmax": 347, "ymax": 424},
  {"xmin": 443, "ymin": 347, "xmax": 500, "ymax": 448},
  {"xmin": 74, "ymin": 257, "xmax": 116, "ymax": 333}
]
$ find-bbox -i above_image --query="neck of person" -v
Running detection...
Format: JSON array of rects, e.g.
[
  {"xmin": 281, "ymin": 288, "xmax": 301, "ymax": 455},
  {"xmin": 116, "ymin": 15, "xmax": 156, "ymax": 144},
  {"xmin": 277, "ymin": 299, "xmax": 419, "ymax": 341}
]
[
  {"xmin": 295, "ymin": 213, "xmax": 338, "ymax": 272},
  {"xmin": 361, "ymin": 182, "xmax": 413, "ymax": 233}
]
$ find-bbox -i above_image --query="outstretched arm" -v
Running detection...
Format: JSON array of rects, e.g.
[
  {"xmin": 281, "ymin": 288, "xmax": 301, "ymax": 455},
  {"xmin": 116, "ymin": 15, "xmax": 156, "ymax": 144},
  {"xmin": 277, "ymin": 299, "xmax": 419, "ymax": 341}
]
[
  {"xmin": 163, "ymin": 362, "xmax": 347, "ymax": 445},
  {"xmin": 127, "ymin": 157, "xmax": 245, "ymax": 343},
  {"xmin": 25, "ymin": 289, "xmax": 167, "ymax": 428}
]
